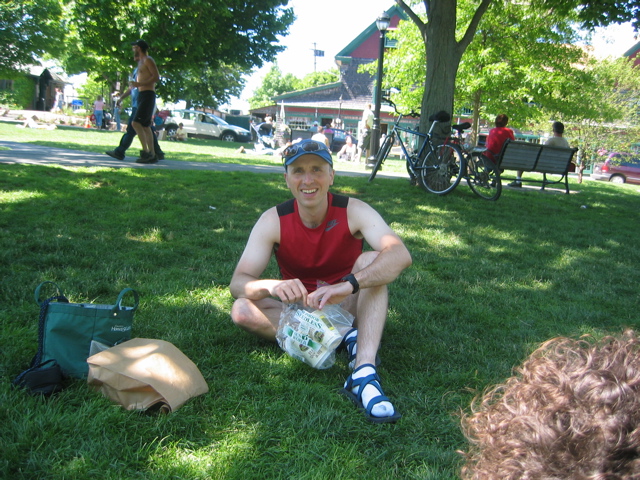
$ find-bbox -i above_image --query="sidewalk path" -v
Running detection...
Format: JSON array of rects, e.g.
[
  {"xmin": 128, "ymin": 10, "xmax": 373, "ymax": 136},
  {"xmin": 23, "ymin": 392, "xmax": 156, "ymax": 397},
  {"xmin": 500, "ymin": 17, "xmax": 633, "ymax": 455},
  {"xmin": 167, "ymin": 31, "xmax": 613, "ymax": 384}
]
[{"xmin": 0, "ymin": 141, "xmax": 406, "ymax": 179}]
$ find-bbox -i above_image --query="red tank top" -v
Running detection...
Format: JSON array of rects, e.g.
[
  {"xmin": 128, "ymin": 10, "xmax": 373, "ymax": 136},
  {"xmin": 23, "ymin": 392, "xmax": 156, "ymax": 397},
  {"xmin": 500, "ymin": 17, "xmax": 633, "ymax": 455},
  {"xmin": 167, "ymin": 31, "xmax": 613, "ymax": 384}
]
[{"xmin": 275, "ymin": 193, "xmax": 364, "ymax": 292}]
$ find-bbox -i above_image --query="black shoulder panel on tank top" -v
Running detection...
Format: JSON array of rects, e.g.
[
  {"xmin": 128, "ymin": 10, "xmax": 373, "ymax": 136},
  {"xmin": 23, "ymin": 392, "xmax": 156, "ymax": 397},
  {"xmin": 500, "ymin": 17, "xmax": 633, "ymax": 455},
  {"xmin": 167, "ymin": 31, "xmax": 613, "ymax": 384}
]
[
  {"xmin": 331, "ymin": 194, "xmax": 349, "ymax": 208},
  {"xmin": 276, "ymin": 198, "xmax": 296, "ymax": 217}
]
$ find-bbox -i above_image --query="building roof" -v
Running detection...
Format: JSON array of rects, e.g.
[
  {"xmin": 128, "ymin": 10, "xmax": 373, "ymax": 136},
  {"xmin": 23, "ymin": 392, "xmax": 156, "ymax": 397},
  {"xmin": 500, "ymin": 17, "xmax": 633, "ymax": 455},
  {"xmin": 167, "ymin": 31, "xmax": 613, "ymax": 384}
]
[
  {"xmin": 28, "ymin": 66, "xmax": 70, "ymax": 84},
  {"xmin": 624, "ymin": 41, "xmax": 640, "ymax": 57}
]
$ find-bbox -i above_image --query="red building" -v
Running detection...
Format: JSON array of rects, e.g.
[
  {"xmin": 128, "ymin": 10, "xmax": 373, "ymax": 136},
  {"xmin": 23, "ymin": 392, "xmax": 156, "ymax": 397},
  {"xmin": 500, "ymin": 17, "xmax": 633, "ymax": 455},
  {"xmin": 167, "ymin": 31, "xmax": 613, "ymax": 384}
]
[
  {"xmin": 623, "ymin": 40, "xmax": 640, "ymax": 67},
  {"xmin": 250, "ymin": 5, "xmax": 407, "ymax": 137}
]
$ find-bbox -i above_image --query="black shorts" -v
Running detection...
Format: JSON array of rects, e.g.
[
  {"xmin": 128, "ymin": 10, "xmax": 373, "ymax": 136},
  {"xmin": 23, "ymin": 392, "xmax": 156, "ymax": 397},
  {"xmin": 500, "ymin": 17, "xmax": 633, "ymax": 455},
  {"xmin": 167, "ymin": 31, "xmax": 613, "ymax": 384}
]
[{"xmin": 133, "ymin": 90, "xmax": 156, "ymax": 128}]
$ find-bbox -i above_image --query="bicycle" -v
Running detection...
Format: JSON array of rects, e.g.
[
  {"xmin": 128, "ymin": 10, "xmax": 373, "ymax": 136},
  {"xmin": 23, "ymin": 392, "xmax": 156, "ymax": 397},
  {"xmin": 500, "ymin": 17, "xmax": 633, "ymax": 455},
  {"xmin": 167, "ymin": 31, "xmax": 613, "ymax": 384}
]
[
  {"xmin": 447, "ymin": 123, "xmax": 502, "ymax": 201},
  {"xmin": 368, "ymin": 100, "xmax": 465, "ymax": 196}
]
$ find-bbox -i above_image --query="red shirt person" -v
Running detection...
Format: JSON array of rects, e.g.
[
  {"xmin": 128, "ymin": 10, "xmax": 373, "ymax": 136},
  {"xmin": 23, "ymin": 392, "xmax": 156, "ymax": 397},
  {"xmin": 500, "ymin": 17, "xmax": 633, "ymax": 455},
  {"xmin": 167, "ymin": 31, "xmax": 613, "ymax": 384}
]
[{"xmin": 485, "ymin": 114, "xmax": 514, "ymax": 163}]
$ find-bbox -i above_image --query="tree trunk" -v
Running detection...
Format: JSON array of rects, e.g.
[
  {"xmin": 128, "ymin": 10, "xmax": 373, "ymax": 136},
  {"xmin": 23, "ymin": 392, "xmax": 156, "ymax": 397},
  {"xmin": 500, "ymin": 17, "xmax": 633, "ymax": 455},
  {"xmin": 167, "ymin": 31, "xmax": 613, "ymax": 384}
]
[
  {"xmin": 420, "ymin": 1, "xmax": 460, "ymax": 141},
  {"xmin": 395, "ymin": 0, "xmax": 492, "ymax": 142}
]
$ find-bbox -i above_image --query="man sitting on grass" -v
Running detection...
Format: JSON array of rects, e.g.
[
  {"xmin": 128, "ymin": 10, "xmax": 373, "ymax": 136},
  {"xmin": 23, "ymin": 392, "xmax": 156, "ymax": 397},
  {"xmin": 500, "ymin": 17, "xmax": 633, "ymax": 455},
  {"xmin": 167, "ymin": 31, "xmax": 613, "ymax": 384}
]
[
  {"xmin": 171, "ymin": 123, "xmax": 187, "ymax": 141},
  {"xmin": 229, "ymin": 138, "xmax": 412, "ymax": 423}
]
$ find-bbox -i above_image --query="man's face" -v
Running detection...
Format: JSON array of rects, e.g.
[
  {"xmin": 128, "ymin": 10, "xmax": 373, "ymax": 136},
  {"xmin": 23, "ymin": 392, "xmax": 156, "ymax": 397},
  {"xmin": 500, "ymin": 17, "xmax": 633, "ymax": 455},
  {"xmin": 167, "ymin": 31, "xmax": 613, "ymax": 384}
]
[
  {"xmin": 132, "ymin": 45, "xmax": 141, "ymax": 60},
  {"xmin": 284, "ymin": 155, "xmax": 334, "ymax": 208}
]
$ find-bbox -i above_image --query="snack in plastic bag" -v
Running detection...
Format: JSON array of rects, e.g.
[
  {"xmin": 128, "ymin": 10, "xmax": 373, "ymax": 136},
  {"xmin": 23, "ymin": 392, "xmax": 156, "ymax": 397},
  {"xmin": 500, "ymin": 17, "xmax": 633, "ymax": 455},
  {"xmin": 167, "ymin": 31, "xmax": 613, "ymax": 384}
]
[{"xmin": 276, "ymin": 303, "xmax": 354, "ymax": 369}]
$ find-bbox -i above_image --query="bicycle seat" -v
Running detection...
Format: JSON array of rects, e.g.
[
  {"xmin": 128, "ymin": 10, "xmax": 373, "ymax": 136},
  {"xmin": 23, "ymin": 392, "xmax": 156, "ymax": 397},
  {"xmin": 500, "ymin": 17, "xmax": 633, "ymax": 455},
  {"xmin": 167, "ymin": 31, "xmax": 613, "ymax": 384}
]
[
  {"xmin": 428, "ymin": 110, "xmax": 451, "ymax": 122},
  {"xmin": 451, "ymin": 122, "xmax": 471, "ymax": 133}
]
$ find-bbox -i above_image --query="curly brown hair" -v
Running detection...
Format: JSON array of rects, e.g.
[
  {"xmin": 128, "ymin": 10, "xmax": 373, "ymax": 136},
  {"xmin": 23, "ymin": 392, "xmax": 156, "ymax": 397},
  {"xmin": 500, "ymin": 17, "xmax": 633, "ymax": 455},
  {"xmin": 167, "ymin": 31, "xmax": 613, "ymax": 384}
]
[{"xmin": 460, "ymin": 330, "xmax": 640, "ymax": 480}]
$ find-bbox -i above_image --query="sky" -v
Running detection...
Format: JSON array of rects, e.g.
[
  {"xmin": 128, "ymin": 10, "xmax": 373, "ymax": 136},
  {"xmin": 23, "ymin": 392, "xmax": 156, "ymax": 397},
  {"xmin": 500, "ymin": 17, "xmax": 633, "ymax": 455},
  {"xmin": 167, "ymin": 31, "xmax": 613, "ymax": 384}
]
[{"xmin": 224, "ymin": 1, "xmax": 639, "ymax": 113}]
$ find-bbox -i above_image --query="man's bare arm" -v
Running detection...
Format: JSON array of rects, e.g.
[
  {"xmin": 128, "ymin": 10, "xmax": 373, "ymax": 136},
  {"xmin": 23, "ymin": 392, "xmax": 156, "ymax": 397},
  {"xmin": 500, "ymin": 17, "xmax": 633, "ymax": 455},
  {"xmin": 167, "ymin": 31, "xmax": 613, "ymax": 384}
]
[
  {"xmin": 230, "ymin": 208, "xmax": 309, "ymax": 305},
  {"xmin": 348, "ymin": 198, "xmax": 412, "ymax": 288}
]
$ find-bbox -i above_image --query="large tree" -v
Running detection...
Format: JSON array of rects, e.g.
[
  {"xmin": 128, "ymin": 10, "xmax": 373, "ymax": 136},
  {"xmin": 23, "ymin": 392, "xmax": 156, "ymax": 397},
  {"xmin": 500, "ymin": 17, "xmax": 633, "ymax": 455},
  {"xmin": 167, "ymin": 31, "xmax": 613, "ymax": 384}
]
[
  {"xmin": 394, "ymin": 0, "xmax": 492, "ymax": 134},
  {"xmin": 0, "ymin": 0, "xmax": 67, "ymax": 75},
  {"xmin": 385, "ymin": 1, "xmax": 586, "ymax": 140},
  {"xmin": 61, "ymin": 0, "xmax": 294, "ymax": 107},
  {"xmin": 393, "ymin": 0, "xmax": 640, "ymax": 134}
]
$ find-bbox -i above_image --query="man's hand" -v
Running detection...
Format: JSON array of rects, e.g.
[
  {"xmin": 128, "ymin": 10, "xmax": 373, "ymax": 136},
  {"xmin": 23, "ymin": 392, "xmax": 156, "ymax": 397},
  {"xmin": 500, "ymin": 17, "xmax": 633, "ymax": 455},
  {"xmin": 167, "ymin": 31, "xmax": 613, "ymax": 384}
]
[
  {"xmin": 270, "ymin": 279, "xmax": 308, "ymax": 305},
  {"xmin": 307, "ymin": 281, "xmax": 353, "ymax": 310}
]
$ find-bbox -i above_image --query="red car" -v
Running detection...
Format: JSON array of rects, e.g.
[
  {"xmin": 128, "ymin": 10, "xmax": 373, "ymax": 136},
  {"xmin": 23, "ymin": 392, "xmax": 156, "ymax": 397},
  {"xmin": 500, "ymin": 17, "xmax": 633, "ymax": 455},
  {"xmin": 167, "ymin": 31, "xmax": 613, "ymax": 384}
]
[{"xmin": 591, "ymin": 153, "xmax": 640, "ymax": 185}]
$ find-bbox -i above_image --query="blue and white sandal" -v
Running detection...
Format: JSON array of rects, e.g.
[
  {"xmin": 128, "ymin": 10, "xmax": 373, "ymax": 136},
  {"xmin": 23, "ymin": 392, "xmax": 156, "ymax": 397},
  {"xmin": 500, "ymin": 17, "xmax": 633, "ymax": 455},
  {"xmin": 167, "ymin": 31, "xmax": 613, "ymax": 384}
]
[
  {"xmin": 340, "ymin": 363, "xmax": 401, "ymax": 424},
  {"xmin": 343, "ymin": 328, "xmax": 380, "ymax": 369}
]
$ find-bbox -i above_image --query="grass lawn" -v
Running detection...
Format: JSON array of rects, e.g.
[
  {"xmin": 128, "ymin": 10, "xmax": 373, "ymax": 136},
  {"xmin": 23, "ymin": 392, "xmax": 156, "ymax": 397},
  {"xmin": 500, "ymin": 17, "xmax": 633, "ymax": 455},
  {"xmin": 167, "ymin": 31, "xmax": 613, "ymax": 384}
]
[{"xmin": 1, "ymin": 126, "xmax": 639, "ymax": 479}]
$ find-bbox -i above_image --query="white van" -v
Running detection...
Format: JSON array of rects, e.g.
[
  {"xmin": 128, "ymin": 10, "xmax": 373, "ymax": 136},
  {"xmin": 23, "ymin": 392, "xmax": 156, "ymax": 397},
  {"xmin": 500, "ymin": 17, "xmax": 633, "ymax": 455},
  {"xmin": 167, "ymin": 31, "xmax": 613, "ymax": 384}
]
[{"xmin": 164, "ymin": 109, "xmax": 251, "ymax": 142}]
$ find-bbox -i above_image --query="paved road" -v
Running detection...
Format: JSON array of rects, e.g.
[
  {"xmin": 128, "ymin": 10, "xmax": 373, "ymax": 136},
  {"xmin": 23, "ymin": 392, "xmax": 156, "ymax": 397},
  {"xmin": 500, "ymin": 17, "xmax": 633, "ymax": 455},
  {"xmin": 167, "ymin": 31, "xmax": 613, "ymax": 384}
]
[{"xmin": 0, "ymin": 141, "xmax": 406, "ymax": 179}]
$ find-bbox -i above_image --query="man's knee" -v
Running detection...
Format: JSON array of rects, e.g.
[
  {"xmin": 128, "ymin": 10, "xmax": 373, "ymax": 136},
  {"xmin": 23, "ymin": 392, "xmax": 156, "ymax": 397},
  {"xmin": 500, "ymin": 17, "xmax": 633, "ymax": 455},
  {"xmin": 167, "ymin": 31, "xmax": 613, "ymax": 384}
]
[
  {"xmin": 231, "ymin": 297, "xmax": 254, "ymax": 329},
  {"xmin": 353, "ymin": 251, "xmax": 379, "ymax": 271}
]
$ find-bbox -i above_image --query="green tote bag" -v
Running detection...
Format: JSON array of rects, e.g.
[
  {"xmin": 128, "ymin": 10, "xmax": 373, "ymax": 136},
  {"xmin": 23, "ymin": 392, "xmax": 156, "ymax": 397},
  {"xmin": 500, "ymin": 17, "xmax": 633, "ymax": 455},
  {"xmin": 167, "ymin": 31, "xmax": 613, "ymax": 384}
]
[{"xmin": 34, "ymin": 281, "xmax": 139, "ymax": 378}]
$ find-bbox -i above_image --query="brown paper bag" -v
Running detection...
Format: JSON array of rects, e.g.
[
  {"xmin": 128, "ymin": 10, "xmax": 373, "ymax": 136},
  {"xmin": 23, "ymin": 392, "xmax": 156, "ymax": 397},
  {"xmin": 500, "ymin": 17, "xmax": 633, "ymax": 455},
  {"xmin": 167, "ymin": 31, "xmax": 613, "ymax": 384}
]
[{"xmin": 87, "ymin": 338, "xmax": 208, "ymax": 413}]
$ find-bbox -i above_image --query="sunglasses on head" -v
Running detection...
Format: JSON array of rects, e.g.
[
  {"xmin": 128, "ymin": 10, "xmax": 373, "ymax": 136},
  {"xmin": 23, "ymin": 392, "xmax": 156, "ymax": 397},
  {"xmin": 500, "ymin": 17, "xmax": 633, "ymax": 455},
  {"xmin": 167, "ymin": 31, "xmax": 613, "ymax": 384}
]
[{"xmin": 282, "ymin": 140, "xmax": 329, "ymax": 160}]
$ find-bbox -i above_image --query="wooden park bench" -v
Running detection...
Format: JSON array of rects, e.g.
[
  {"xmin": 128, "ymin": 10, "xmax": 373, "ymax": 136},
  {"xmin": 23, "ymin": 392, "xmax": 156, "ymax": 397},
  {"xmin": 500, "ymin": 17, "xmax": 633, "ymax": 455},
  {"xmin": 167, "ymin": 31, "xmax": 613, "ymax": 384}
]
[{"xmin": 497, "ymin": 140, "xmax": 578, "ymax": 194}]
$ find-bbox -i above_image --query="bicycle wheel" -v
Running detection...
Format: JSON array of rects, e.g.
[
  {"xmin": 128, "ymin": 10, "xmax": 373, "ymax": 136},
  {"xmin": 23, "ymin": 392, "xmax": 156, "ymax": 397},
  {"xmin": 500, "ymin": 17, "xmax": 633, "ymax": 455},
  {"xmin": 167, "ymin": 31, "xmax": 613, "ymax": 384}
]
[
  {"xmin": 467, "ymin": 154, "xmax": 502, "ymax": 201},
  {"xmin": 368, "ymin": 133, "xmax": 395, "ymax": 183},
  {"xmin": 418, "ymin": 143, "xmax": 464, "ymax": 195}
]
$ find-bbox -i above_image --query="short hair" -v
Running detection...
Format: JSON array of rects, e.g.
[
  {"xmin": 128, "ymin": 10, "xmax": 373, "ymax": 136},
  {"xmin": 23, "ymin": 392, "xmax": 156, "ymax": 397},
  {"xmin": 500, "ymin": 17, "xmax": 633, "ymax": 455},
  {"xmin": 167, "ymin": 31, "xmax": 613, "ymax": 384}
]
[
  {"xmin": 552, "ymin": 121, "xmax": 565, "ymax": 135},
  {"xmin": 460, "ymin": 330, "xmax": 640, "ymax": 479},
  {"xmin": 494, "ymin": 114, "xmax": 509, "ymax": 128}
]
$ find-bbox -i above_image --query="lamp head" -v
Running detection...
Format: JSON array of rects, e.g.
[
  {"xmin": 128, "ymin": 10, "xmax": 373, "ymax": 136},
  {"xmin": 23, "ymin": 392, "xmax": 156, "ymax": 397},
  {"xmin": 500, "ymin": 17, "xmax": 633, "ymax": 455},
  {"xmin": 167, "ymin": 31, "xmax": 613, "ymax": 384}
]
[{"xmin": 376, "ymin": 12, "xmax": 391, "ymax": 32}]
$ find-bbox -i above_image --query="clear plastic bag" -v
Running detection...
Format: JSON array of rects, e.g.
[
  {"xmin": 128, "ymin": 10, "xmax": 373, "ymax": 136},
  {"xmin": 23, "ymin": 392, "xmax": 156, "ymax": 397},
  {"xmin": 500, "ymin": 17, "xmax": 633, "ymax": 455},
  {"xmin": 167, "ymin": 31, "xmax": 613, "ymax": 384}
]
[{"xmin": 276, "ymin": 303, "xmax": 354, "ymax": 369}]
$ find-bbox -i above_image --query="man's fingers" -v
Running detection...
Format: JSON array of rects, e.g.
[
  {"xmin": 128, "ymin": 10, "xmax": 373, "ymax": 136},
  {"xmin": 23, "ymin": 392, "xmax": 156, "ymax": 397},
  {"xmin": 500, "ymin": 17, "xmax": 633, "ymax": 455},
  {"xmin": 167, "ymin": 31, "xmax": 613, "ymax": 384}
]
[{"xmin": 276, "ymin": 279, "xmax": 307, "ymax": 304}]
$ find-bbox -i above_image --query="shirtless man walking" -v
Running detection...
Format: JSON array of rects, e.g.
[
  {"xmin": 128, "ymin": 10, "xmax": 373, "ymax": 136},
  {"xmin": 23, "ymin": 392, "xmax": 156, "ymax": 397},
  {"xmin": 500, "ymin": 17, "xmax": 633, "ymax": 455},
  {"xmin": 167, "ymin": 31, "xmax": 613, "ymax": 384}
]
[{"xmin": 130, "ymin": 40, "xmax": 160, "ymax": 163}]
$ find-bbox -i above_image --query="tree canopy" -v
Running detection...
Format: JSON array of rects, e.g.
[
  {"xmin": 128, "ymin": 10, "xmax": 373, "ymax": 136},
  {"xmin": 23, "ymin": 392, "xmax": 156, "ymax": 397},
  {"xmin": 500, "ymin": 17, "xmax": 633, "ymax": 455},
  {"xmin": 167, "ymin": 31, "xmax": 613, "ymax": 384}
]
[
  {"xmin": 62, "ymin": 0, "xmax": 295, "ymax": 108},
  {"xmin": 393, "ymin": 0, "xmax": 639, "ymax": 135},
  {"xmin": 537, "ymin": 0, "xmax": 640, "ymax": 30},
  {"xmin": 384, "ymin": 1, "xmax": 587, "ymax": 136},
  {"xmin": 0, "ymin": 0, "xmax": 66, "ymax": 76}
]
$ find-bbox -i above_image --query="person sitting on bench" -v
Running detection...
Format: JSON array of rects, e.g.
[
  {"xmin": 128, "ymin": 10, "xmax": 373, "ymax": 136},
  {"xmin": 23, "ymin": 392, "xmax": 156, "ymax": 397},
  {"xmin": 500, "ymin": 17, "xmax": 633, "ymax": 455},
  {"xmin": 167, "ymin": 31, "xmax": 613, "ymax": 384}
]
[
  {"xmin": 509, "ymin": 121, "xmax": 569, "ymax": 188},
  {"xmin": 485, "ymin": 114, "xmax": 514, "ymax": 167}
]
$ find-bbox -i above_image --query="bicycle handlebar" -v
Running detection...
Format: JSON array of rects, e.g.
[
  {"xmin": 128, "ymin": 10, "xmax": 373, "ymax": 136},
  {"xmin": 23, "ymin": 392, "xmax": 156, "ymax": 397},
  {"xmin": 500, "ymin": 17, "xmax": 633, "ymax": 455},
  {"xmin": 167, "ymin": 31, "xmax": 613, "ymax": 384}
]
[
  {"xmin": 383, "ymin": 96, "xmax": 450, "ymax": 122},
  {"xmin": 382, "ymin": 97, "xmax": 419, "ymax": 118}
]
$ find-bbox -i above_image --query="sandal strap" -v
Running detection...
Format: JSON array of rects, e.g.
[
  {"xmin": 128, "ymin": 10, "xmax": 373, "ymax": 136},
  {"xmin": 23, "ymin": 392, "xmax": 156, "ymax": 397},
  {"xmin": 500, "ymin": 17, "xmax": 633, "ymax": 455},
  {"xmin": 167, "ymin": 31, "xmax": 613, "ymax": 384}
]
[
  {"xmin": 343, "ymin": 328, "xmax": 358, "ymax": 361},
  {"xmin": 343, "ymin": 364, "xmax": 375, "ymax": 392},
  {"xmin": 363, "ymin": 394, "xmax": 391, "ymax": 416},
  {"xmin": 346, "ymin": 367, "xmax": 389, "ymax": 415}
]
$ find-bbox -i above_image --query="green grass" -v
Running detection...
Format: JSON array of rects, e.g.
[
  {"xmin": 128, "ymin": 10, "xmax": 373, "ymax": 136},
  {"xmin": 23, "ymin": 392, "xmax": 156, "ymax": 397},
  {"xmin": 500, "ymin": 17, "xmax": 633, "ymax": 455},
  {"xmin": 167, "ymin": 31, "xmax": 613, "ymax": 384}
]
[{"xmin": 1, "ymin": 128, "xmax": 639, "ymax": 479}]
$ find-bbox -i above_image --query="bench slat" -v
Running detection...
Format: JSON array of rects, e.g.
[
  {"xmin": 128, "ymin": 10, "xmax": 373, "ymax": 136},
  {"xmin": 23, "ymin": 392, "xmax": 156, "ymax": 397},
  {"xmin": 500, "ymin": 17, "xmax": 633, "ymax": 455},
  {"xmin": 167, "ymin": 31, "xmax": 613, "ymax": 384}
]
[
  {"xmin": 536, "ymin": 146, "xmax": 577, "ymax": 174},
  {"xmin": 499, "ymin": 142, "xmax": 542, "ymax": 171}
]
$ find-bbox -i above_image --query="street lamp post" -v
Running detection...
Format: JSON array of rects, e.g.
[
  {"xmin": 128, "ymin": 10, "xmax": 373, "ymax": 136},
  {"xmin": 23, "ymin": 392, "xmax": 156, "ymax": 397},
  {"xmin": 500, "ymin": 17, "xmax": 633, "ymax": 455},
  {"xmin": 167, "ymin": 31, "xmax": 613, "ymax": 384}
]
[{"xmin": 367, "ymin": 11, "xmax": 391, "ymax": 166}]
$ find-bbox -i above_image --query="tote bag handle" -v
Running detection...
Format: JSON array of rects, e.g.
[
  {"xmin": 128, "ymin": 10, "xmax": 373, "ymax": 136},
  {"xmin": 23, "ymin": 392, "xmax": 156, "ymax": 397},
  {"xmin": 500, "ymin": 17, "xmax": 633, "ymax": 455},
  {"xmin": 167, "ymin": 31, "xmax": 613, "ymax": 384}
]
[
  {"xmin": 112, "ymin": 288, "xmax": 140, "ymax": 315},
  {"xmin": 34, "ymin": 281, "xmax": 65, "ymax": 306}
]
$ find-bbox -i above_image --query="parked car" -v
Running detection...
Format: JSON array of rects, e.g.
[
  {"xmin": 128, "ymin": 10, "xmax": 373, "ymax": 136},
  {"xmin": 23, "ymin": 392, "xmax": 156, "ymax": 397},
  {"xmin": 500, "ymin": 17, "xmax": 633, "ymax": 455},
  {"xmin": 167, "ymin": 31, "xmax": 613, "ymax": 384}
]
[
  {"xmin": 163, "ymin": 109, "xmax": 251, "ymax": 142},
  {"xmin": 591, "ymin": 153, "xmax": 640, "ymax": 185},
  {"xmin": 328, "ymin": 129, "xmax": 357, "ymax": 153}
]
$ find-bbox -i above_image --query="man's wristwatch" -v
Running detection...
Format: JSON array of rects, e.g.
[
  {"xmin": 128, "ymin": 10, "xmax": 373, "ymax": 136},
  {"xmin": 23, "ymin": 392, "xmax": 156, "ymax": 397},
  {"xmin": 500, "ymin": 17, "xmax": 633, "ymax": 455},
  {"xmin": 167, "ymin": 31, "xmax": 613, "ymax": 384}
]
[{"xmin": 341, "ymin": 274, "xmax": 360, "ymax": 294}]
